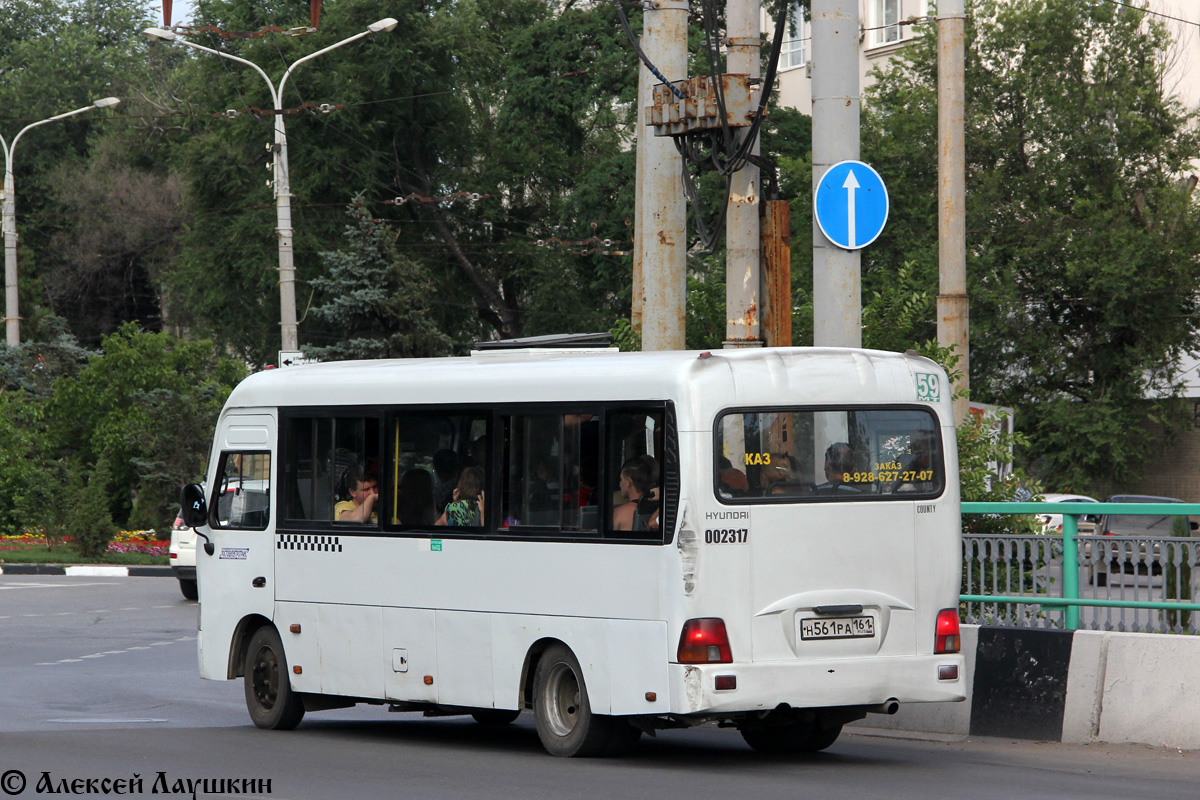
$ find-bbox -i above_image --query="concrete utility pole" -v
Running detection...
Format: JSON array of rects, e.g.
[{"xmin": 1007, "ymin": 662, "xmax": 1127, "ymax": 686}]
[
  {"xmin": 938, "ymin": 0, "xmax": 969, "ymax": 422},
  {"xmin": 2, "ymin": 98, "xmax": 120, "ymax": 347},
  {"xmin": 724, "ymin": 0, "xmax": 762, "ymax": 347},
  {"xmin": 811, "ymin": 0, "xmax": 861, "ymax": 348},
  {"xmin": 145, "ymin": 20, "xmax": 397, "ymax": 356},
  {"xmin": 635, "ymin": 1, "xmax": 689, "ymax": 351}
]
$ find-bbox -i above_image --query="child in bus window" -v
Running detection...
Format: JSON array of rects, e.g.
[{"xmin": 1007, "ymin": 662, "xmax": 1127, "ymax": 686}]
[{"xmin": 436, "ymin": 466, "xmax": 484, "ymax": 527}]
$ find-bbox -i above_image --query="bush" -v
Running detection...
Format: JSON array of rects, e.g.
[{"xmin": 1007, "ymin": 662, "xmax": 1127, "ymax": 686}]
[{"xmin": 65, "ymin": 457, "xmax": 118, "ymax": 560}]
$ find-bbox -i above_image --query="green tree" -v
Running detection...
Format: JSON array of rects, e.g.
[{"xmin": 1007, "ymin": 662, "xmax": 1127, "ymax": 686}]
[
  {"xmin": 305, "ymin": 197, "xmax": 452, "ymax": 361},
  {"xmin": 0, "ymin": 0, "xmax": 157, "ymax": 344},
  {"xmin": 157, "ymin": 0, "xmax": 639, "ymax": 362},
  {"xmin": 863, "ymin": 0, "xmax": 1200, "ymax": 489},
  {"xmin": 47, "ymin": 324, "xmax": 245, "ymax": 528},
  {"xmin": 65, "ymin": 455, "xmax": 118, "ymax": 559}
]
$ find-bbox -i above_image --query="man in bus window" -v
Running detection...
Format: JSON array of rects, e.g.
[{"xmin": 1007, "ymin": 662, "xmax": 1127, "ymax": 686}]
[
  {"xmin": 335, "ymin": 467, "xmax": 379, "ymax": 524},
  {"xmin": 613, "ymin": 458, "xmax": 652, "ymax": 531},
  {"xmin": 817, "ymin": 443, "xmax": 859, "ymax": 494}
]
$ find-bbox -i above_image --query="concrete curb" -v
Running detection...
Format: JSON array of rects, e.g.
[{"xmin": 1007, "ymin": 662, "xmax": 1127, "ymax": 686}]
[
  {"xmin": 0, "ymin": 564, "xmax": 173, "ymax": 577},
  {"xmin": 856, "ymin": 624, "xmax": 1200, "ymax": 751}
]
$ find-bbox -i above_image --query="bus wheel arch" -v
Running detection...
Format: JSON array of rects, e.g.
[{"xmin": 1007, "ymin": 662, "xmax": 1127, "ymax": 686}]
[
  {"xmin": 227, "ymin": 613, "xmax": 273, "ymax": 679},
  {"xmin": 530, "ymin": 642, "xmax": 640, "ymax": 757},
  {"xmin": 519, "ymin": 637, "xmax": 561, "ymax": 711}
]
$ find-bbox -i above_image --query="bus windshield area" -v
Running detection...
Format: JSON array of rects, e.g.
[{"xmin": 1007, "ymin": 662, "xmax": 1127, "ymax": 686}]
[{"xmin": 715, "ymin": 408, "xmax": 944, "ymax": 502}]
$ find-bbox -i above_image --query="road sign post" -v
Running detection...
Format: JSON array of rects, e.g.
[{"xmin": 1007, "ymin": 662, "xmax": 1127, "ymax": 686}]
[{"xmin": 814, "ymin": 160, "xmax": 889, "ymax": 251}]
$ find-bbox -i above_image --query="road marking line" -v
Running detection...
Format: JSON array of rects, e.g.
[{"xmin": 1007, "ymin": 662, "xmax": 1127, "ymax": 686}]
[
  {"xmin": 79, "ymin": 654, "xmax": 105, "ymax": 659},
  {"xmin": 127, "ymin": 646, "xmax": 150, "ymax": 650},
  {"xmin": 102, "ymin": 650, "xmax": 126, "ymax": 655},
  {"xmin": 149, "ymin": 641, "xmax": 171, "ymax": 646},
  {"xmin": 55, "ymin": 612, "xmax": 74, "ymax": 615},
  {"xmin": 57, "ymin": 659, "xmax": 83, "ymax": 663}
]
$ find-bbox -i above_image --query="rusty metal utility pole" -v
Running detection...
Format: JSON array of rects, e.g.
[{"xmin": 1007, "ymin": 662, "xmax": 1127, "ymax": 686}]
[
  {"xmin": 724, "ymin": 0, "xmax": 762, "ymax": 348},
  {"xmin": 635, "ymin": 1, "xmax": 689, "ymax": 351},
  {"xmin": 811, "ymin": 0, "xmax": 861, "ymax": 348},
  {"xmin": 938, "ymin": 0, "xmax": 968, "ymax": 422}
]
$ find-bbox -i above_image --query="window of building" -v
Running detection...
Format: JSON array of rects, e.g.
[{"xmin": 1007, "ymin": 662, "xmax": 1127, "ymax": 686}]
[
  {"xmin": 874, "ymin": 0, "xmax": 901, "ymax": 45},
  {"xmin": 781, "ymin": 8, "xmax": 808, "ymax": 69}
]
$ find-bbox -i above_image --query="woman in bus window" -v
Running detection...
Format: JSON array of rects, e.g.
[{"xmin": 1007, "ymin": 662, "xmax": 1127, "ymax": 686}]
[{"xmin": 436, "ymin": 466, "xmax": 485, "ymax": 527}]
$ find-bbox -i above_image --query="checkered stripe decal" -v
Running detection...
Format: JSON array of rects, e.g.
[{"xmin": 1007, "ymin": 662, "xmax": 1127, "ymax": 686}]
[{"xmin": 277, "ymin": 534, "xmax": 343, "ymax": 552}]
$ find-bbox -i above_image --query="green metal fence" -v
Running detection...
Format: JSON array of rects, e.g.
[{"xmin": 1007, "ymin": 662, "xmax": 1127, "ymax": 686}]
[{"xmin": 961, "ymin": 502, "xmax": 1200, "ymax": 631}]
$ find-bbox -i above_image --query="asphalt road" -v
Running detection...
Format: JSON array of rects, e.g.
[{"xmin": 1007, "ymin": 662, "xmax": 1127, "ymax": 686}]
[{"xmin": 2, "ymin": 576, "xmax": 1198, "ymax": 800}]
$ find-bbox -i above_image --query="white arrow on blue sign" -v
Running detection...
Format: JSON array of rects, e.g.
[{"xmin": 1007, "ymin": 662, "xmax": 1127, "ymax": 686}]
[{"xmin": 814, "ymin": 160, "xmax": 889, "ymax": 251}]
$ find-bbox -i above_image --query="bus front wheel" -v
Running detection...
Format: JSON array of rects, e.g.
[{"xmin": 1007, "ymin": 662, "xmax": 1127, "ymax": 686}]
[
  {"xmin": 244, "ymin": 626, "xmax": 305, "ymax": 730},
  {"xmin": 533, "ymin": 644, "xmax": 638, "ymax": 757}
]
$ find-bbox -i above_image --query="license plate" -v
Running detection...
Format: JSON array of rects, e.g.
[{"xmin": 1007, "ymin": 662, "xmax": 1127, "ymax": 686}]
[{"xmin": 799, "ymin": 615, "xmax": 875, "ymax": 641}]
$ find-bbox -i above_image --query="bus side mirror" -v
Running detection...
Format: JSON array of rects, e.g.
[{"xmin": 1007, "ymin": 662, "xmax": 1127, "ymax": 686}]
[{"xmin": 180, "ymin": 483, "xmax": 208, "ymax": 528}]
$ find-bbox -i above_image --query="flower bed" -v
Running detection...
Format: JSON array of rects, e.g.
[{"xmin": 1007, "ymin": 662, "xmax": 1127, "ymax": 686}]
[{"xmin": 0, "ymin": 529, "xmax": 168, "ymax": 557}]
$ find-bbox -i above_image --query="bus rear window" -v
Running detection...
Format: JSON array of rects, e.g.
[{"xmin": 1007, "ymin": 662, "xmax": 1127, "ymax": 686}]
[{"xmin": 715, "ymin": 408, "xmax": 943, "ymax": 502}]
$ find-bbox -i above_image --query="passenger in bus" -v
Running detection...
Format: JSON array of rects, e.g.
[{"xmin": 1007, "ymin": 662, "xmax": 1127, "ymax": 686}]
[
  {"xmin": 436, "ymin": 466, "xmax": 485, "ymax": 527},
  {"xmin": 396, "ymin": 468, "xmax": 437, "ymax": 526},
  {"xmin": 717, "ymin": 456, "xmax": 750, "ymax": 495},
  {"xmin": 334, "ymin": 466, "xmax": 379, "ymax": 523},
  {"xmin": 431, "ymin": 449, "xmax": 460, "ymax": 513},
  {"xmin": 613, "ymin": 458, "xmax": 652, "ymax": 531},
  {"xmin": 891, "ymin": 431, "xmax": 936, "ymax": 493},
  {"xmin": 816, "ymin": 442, "xmax": 860, "ymax": 495}
]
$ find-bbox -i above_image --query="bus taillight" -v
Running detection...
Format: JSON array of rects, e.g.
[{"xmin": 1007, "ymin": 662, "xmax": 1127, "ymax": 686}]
[
  {"xmin": 934, "ymin": 609, "xmax": 961, "ymax": 654},
  {"xmin": 677, "ymin": 618, "xmax": 732, "ymax": 664}
]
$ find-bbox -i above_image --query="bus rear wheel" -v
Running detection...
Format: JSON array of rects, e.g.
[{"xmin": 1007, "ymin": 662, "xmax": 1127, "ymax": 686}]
[
  {"xmin": 533, "ymin": 644, "xmax": 638, "ymax": 757},
  {"xmin": 244, "ymin": 626, "xmax": 305, "ymax": 730}
]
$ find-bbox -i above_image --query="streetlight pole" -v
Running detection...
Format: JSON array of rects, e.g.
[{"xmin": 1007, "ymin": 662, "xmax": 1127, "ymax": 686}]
[
  {"xmin": 1, "ymin": 97, "xmax": 121, "ymax": 347},
  {"xmin": 144, "ymin": 19, "xmax": 398, "ymax": 355}
]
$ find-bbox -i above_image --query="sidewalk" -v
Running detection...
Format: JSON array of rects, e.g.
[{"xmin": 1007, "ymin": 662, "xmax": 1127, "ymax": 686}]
[{"xmin": 0, "ymin": 564, "xmax": 173, "ymax": 577}]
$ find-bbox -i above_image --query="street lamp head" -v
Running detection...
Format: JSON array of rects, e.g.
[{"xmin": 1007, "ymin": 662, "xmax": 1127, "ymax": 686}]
[
  {"xmin": 92, "ymin": 97, "xmax": 121, "ymax": 109},
  {"xmin": 366, "ymin": 18, "xmax": 399, "ymax": 34},
  {"xmin": 143, "ymin": 27, "xmax": 178, "ymax": 42}
]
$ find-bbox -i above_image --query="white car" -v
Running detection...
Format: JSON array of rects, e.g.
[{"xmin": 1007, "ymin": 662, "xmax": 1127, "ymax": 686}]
[
  {"xmin": 169, "ymin": 512, "xmax": 198, "ymax": 600},
  {"xmin": 1036, "ymin": 493, "xmax": 1100, "ymax": 534}
]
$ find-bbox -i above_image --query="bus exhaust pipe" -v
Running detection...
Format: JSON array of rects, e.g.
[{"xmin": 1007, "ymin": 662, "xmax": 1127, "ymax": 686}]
[{"xmin": 867, "ymin": 699, "xmax": 900, "ymax": 715}]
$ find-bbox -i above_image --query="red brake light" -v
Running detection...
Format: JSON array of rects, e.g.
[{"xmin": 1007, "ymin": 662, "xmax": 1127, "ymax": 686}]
[
  {"xmin": 935, "ymin": 608, "xmax": 961, "ymax": 654},
  {"xmin": 677, "ymin": 618, "xmax": 732, "ymax": 664}
]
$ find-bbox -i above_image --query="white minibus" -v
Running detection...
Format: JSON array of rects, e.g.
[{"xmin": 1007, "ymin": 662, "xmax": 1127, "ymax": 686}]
[{"xmin": 180, "ymin": 345, "xmax": 965, "ymax": 756}]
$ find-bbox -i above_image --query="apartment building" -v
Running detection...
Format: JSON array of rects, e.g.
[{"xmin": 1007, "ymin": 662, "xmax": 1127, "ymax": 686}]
[{"xmin": 770, "ymin": 1, "xmax": 1200, "ymax": 116}]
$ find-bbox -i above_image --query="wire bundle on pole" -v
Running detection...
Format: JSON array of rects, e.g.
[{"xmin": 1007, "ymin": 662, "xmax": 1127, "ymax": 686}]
[{"xmin": 613, "ymin": 0, "xmax": 791, "ymax": 252}]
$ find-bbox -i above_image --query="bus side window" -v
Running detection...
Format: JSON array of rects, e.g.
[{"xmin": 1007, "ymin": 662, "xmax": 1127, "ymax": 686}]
[
  {"xmin": 605, "ymin": 410, "xmax": 664, "ymax": 539},
  {"xmin": 501, "ymin": 413, "xmax": 598, "ymax": 533},
  {"xmin": 212, "ymin": 452, "xmax": 271, "ymax": 531},
  {"xmin": 282, "ymin": 415, "xmax": 380, "ymax": 526}
]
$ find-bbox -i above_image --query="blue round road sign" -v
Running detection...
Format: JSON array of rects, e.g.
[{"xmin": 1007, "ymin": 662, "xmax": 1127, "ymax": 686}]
[{"xmin": 814, "ymin": 160, "xmax": 889, "ymax": 250}]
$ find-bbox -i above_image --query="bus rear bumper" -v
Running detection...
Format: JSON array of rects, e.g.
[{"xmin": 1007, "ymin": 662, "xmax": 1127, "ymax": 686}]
[{"xmin": 667, "ymin": 654, "xmax": 966, "ymax": 716}]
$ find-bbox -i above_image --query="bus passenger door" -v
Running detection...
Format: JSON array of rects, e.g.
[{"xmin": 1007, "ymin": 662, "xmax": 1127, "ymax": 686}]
[{"xmin": 197, "ymin": 414, "xmax": 277, "ymax": 681}]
